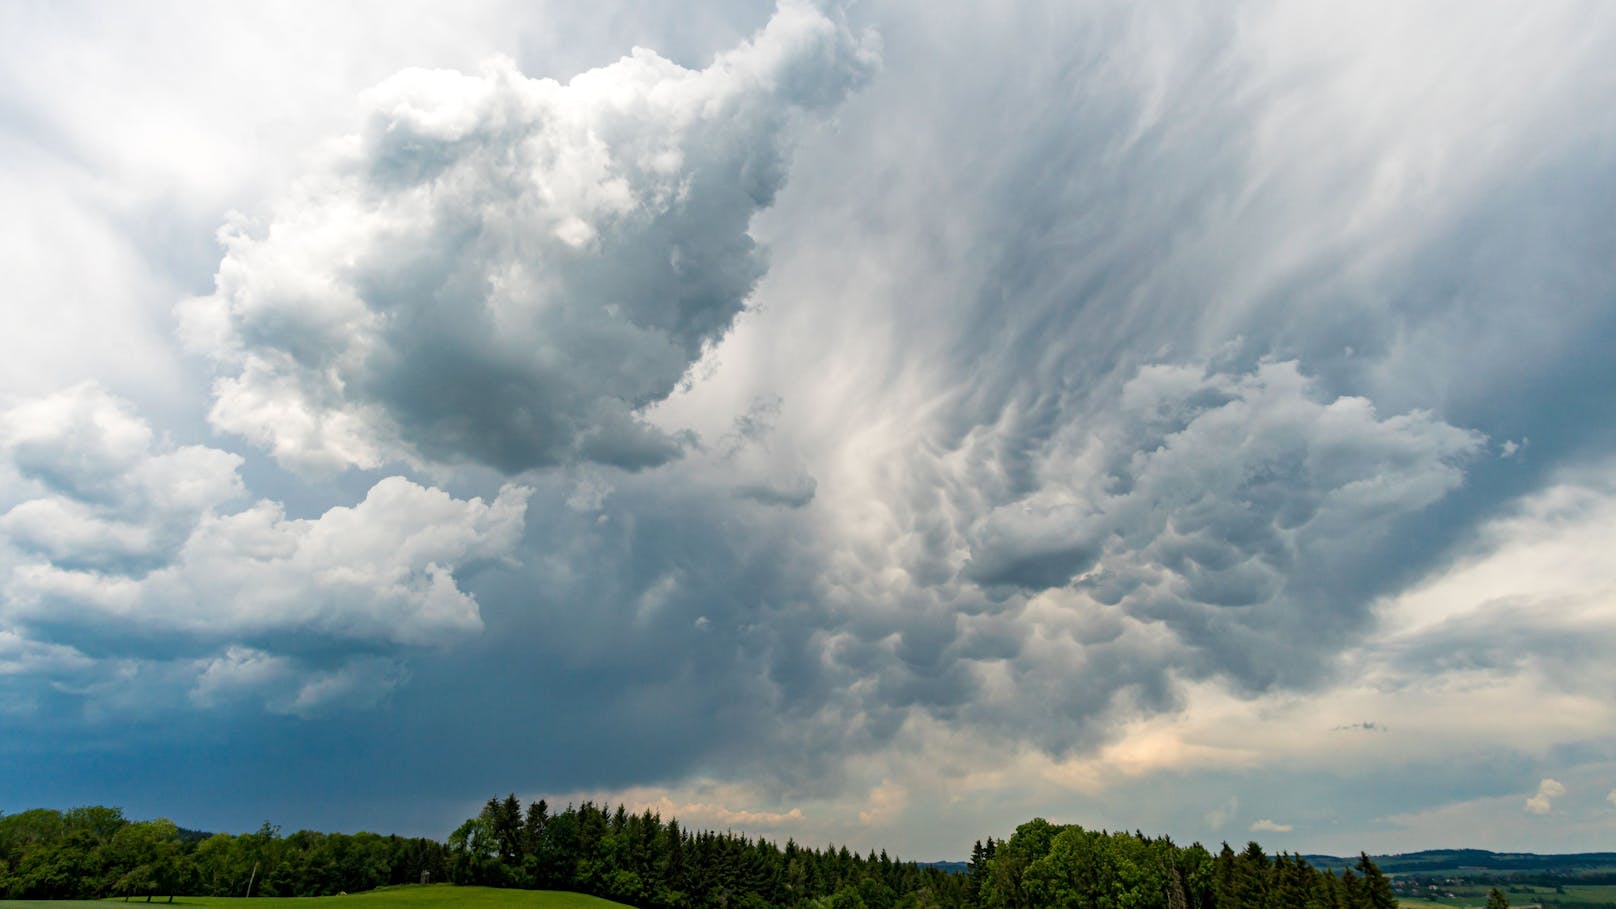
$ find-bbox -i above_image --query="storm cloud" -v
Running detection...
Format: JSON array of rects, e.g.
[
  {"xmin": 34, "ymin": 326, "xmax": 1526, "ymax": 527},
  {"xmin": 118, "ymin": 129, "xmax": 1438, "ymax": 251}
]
[
  {"xmin": 967, "ymin": 360, "xmax": 1483, "ymax": 689},
  {"xmin": 179, "ymin": 0, "xmax": 878, "ymax": 473},
  {"xmin": 4, "ymin": 0, "xmax": 1616, "ymax": 861}
]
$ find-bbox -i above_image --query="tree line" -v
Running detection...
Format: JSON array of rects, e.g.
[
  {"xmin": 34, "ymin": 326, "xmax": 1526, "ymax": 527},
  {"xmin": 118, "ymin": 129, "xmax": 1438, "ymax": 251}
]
[
  {"xmin": 444, "ymin": 796, "xmax": 1400, "ymax": 909},
  {"xmin": 0, "ymin": 806, "xmax": 447, "ymax": 901},
  {"xmin": 445, "ymin": 795, "xmax": 968, "ymax": 907},
  {"xmin": 1, "ymin": 799, "xmax": 1400, "ymax": 909},
  {"xmin": 962, "ymin": 818, "xmax": 1397, "ymax": 909}
]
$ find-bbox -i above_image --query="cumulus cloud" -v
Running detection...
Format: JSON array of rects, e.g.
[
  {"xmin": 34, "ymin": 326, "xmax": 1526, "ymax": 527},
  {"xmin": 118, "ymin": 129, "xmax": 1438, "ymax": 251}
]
[
  {"xmin": 191, "ymin": 646, "xmax": 408, "ymax": 717},
  {"xmin": 6, "ymin": 472, "xmax": 531, "ymax": 646},
  {"xmin": 651, "ymin": 800, "xmax": 803, "ymax": 829},
  {"xmin": 1250, "ymin": 818, "xmax": 1293, "ymax": 833},
  {"xmin": 0, "ymin": 627, "xmax": 94, "ymax": 678},
  {"xmin": 1608, "ymin": 788, "xmax": 1616, "ymax": 809},
  {"xmin": 0, "ymin": 383, "xmax": 244, "ymax": 571},
  {"xmin": 565, "ymin": 472, "xmax": 615, "ymax": 513},
  {"xmin": 1204, "ymin": 796, "xmax": 1238, "ymax": 832},
  {"xmin": 543, "ymin": 781, "xmax": 806, "ymax": 834},
  {"xmin": 857, "ymin": 779, "xmax": 907, "ymax": 826},
  {"xmin": 179, "ymin": 1, "xmax": 878, "ymax": 473},
  {"xmin": 0, "ymin": 385, "xmax": 531, "ymax": 713},
  {"xmin": 1525, "ymin": 778, "xmax": 1565, "ymax": 815}
]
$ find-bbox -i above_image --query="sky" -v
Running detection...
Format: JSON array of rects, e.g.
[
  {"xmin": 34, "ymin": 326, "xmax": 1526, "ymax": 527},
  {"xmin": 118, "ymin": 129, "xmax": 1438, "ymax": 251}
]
[{"xmin": 3, "ymin": 0, "xmax": 1616, "ymax": 861}]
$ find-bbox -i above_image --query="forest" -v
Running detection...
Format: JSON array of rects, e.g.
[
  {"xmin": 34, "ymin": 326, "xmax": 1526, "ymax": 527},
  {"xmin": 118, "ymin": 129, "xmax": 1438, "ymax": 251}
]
[
  {"xmin": 0, "ymin": 799, "xmax": 1399, "ymax": 908},
  {"xmin": 0, "ymin": 806, "xmax": 447, "ymax": 901}
]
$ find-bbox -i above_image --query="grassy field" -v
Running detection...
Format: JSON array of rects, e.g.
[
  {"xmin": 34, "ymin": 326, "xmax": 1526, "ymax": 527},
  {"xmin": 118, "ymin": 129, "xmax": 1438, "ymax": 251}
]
[
  {"xmin": 2, "ymin": 884, "xmax": 631, "ymax": 909},
  {"xmin": 1396, "ymin": 883, "xmax": 1616, "ymax": 909}
]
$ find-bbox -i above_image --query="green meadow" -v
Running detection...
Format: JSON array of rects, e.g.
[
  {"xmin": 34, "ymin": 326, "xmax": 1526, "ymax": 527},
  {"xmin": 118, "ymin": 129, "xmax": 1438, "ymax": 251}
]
[
  {"xmin": 1397, "ymin": 883, "xmax": 1616, "ymax": 909},
  {"xmin": 4, "ymin": 885, "xmax": 631, "ymax": 909}
]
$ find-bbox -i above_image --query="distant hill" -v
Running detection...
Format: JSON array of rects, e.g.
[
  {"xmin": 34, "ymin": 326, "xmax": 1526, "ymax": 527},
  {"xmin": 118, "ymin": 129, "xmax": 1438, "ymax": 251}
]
[
  {"xmin": 919, "ymin": 860, "xmax": 969, "ymax": 874},
  {"xmin": 1302, "ymin": 849, "xmax": 1616, "ymax": 880}
]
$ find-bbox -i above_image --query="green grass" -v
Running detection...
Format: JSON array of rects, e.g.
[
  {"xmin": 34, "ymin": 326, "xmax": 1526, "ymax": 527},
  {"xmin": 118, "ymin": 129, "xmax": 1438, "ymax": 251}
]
[
  {"xmin": 3, "ymin": 884, "xmax": 632, "ymax": 908},
  {"xmin": 1393, "ymin": 882, "xmax": 1616, "ymax": 909}
]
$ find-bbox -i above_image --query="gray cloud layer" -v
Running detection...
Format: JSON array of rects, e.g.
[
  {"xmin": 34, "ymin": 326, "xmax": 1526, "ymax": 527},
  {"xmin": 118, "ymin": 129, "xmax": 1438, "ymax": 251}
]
[{"xmin": 365, "ymin": 359, "xmax": 1479, "ymax": 800}]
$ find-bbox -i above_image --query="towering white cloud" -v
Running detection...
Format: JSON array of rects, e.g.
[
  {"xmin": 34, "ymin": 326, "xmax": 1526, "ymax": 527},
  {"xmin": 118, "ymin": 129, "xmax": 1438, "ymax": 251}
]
[
  {"xmin": 1525, "ymin": 778, "xmax": 1565, "ymax": 815},
  {"xmin": 179, "ymin": 1, "xmax": 878, "ymax": 473}
]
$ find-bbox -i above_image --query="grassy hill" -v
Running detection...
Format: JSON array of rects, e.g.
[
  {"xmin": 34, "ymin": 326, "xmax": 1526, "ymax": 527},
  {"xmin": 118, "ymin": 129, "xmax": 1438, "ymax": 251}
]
[
  {"xmin": 1396, "ymin": 883, "xmax": 1616, "ymax": 909},
  {"xmin": 1303, "ymin": 850, "xmax": 1616, "ymax": 878},
  {"xmin": 5, "ymin": 884, "xmax": 632, "ymax": 909}
]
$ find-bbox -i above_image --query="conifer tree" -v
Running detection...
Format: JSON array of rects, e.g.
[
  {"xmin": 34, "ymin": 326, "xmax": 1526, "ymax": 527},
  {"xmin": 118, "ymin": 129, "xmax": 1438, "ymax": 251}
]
[
  {"xmin": 1356, "ymin": 852, "xmax": 1397, "ymax": 909},
  {"xmin": 522, "ymin": 799, "xmax": 548, "ymax": 862},
  {"xmin": 1215, "ymin": 843, "xmax": 1239, "ymax": 908}
]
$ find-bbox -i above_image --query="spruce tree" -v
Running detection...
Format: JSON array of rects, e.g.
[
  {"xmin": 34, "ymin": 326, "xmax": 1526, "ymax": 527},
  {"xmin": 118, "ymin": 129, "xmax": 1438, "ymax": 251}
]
[
  {"xmin": 1215, "ymin": 843, "xmax": 1239, "ymax": 908},
  {"xmin": 497, "ymin": 795, "xmax": 523, "ymax": 867},
  {"xmin": 1356, "ymin": 852, "xmax": 1396, "ymax": 909}
]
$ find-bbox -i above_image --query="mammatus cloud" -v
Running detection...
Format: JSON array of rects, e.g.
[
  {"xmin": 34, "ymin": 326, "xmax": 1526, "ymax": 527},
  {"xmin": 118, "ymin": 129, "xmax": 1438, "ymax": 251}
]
[
  {"xmin": 179, "ymin": 1, "xmax": 878, "ymax": 473},
  {"xmin": 1250, "ymin": 818, "xmax": 1293, "ymax": 833},
  {"xmin": 1525, "ymin": 778, "xmax": 1565, "ymax": 815},
  {"xmin": 0, "ymin": 385, "xmax": 530, "ymax": 712},
  {"xmin": 961, "ymin": 359, "xmax": 1483, "ymax": 693},
  {"xmin": 529, "ymin": 360, "xmax": 1486, "ymax": 781}
]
